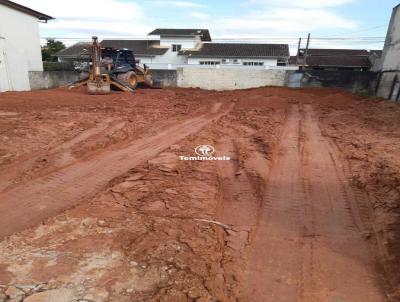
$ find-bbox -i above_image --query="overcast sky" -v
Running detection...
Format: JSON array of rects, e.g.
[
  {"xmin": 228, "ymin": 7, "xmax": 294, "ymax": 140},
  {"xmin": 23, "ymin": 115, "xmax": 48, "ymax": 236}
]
[{"xmin": 12, "ymin": 0, "xmax": 400, "ymax": 53}]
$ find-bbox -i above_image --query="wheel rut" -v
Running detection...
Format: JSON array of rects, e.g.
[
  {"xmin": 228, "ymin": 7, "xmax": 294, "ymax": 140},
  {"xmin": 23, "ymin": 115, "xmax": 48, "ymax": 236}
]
[
  {"xmin": 244, "ymin": 104, "xmax": 385, "ymax": 302},
  {"xmin": 0, "ymin": 103, "xmax": 231, "ymax": 238}
]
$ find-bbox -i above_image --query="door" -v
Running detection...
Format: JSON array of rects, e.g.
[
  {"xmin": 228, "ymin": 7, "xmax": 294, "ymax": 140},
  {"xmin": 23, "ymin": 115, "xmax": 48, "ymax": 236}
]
[{"xmin": 0, "ymin": 38, "xmax": 11, "ymax": 92}]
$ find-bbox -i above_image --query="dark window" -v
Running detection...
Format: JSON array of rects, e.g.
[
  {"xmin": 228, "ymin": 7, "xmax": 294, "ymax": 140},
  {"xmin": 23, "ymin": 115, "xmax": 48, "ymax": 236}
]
[
  {"xmin": 172, "ymin": 44, "xmax": 182, "ymax": 52},
  {"xmin": 277, "ymin": 59, "xmax": 286, "ymax": 66},
  {"xmin": 199, "ymin": 61, "xmax": 220, "ymax": 65},
  {"xmin": 243, "ymin": 62, "xmax": 264, "ymax": 66}
]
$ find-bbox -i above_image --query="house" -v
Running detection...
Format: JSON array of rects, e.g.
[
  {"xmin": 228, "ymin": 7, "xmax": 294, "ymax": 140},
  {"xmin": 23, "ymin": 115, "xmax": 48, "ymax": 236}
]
[
  {"xmin": 0, "ymin": 0, "xmax": 53, "ymax": 92},
  {"xmin": 101, "ymin": 40, "xmax": 169, "ymax": 64},
  {"xmin": 55, "ymin": 28, "xmax": 290, "ymax": 69},
  {"xmin": 181, "ymin": 43, "xmax": 289, "ymax": 66},
  {"xmin": 375, "ymin": 4, "xmax": 400, "ymax": 101},
  {"xmin": 147, "ymin": 28, "xmax": 211, "ymax": 65},
  {"xmin": 56, "ymin": 40, "xmax": 169, "ymax": 65},
  {"xmin": 55, "ymin": 42, "xmax": 91, "ymax": 63},
  {"xmin": 296, "ymin": 48, "xmax": 373, "ymax": 71}
]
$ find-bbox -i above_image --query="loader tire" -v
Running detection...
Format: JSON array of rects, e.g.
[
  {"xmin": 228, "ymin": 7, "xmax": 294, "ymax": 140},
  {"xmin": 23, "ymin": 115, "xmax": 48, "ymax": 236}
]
[
  {"xmin": 144, "ymin": 74, "xmax": 154, "ymax": 87},
  {"xmin": 79, "ymin": 72, "xmax": 89, "ymax": 81},
  {"xmin": 117, "ymin": 71, "xmax": 138, "ymax": 90}
]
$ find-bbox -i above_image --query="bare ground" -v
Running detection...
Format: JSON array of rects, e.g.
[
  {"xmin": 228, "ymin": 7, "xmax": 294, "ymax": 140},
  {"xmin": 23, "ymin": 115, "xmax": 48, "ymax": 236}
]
[{"xmin": 0, "ymin": 87, "xmax": 399, "ymax": 301}]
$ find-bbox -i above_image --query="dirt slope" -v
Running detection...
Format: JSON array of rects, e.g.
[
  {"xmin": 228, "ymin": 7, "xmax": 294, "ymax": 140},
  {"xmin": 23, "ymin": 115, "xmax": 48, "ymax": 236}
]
[{"xmin": 0, "ymin": 87, "xmax": 399, "ymax": 301}]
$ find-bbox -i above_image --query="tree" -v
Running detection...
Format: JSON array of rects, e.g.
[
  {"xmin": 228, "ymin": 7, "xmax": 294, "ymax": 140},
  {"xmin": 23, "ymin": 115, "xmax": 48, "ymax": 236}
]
[{"xmin": 41, "ymin": 38, "xmax": 66, "ymax": 62}]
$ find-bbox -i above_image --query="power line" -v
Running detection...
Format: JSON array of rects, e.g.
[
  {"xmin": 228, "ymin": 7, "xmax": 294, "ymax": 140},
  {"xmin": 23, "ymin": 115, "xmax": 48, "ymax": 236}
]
[{"xmin": 325, "ymin": 24, "xmax": 388, "ymax": 37}]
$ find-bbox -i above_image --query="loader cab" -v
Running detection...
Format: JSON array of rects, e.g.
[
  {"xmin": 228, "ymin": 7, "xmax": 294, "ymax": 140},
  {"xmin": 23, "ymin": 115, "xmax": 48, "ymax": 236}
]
[
  {"xmin": 101, "ymin": 47, "xmax": 136, "ymax": 73},
  {"xmin": 116, "ymin": 49, "xmax": 136, "ymax": 68}
]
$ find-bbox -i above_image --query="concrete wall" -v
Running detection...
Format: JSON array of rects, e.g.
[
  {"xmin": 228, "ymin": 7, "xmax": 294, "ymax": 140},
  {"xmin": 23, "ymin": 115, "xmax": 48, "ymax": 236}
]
[
  {"xmin": 177, "ymin": 67, "xmax": 287, "ymax": 90},
  {"xmin": 29, "ymin": 71, "xmax": 79, "ymax": 90},
  {"xmin": 0, "ymin": 4, "xmax": 43, "ymax": 92},
  {"xmin": 296, "ymin": 70, "xmax": 378, "ymax": 94},
  {"xmin": 28, "ymin": 69, "xmax": 377, "ymax": 94},
  {"xmin": 29, "ymin": 70, "xmax": 176, "ymax": 90},
  {"xmin": 376, "ymin": 71, "xmax": 400, "ymax": 100},
  {"xmin": 150, "ymin": 69, "xmax": 177, "ymax": 87}
]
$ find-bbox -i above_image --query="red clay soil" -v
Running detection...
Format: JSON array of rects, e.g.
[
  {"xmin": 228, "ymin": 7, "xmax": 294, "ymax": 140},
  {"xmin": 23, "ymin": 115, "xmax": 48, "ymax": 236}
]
[{"xmin": 0, "ymin": 87, "xmax": 399, "ymax": 301}]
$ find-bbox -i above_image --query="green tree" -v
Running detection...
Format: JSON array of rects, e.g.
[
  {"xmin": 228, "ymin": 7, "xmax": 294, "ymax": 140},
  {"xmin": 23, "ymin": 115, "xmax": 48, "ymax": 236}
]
[{"xmin": 41, "ymin": 38, "xmax": 66, "ymax": 62}]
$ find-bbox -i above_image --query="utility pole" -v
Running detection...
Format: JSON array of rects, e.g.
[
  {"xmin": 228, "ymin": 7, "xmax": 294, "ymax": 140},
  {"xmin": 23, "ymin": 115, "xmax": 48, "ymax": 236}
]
[
  {"xmin": 304, "ymin": 33, "xmax": 311, "ymax": 66},
  {"xmin": 296, "ymin": 37, "xmax": 302, "ymax": 65}
]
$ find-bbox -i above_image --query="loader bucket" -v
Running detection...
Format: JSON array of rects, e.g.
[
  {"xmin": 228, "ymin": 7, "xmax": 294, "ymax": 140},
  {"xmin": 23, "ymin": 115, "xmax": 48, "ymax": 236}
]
[{"xmin": 87, "ymin": 81, "xmax": 111, "ymax": 95}]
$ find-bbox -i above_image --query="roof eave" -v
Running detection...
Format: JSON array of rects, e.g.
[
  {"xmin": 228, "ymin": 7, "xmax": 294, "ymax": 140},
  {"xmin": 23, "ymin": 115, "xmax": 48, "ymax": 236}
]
[{"xmin": 0, "ymin": 0, "xmax": 54, "ymax": 20}]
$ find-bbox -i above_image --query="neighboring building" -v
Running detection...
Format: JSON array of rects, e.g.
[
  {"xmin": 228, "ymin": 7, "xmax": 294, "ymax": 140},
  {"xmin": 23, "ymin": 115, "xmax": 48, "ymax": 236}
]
[
  {"xmin": 0, "ymin": 0, "xmax": 53, "ymax": 92},
  {"xmin": 55, "ymin": 28, "xmax": 290, "ymax": 69},
  {"xmin": 55, "ymin": 42, "xmax": 91, "ymax": 63},
  {"xmin": 148, "ymin": 28, "xmax": 211, "ymax": 65},
  {"xmin": 296, "ymin": 48, "xmax": 374, "ymax": 71},
  {"xmin": 181, "ymin": 43, "xmax": 289, "ymax": 66},
  {"xmin": 101, "ymin": 40, "xmax": 168, "ymax": 64},
  {"xmin": 375, "ymin": 4, "xmax": 400, "ymax": 101},
  {"xmin": 56, "ymin": 40, "xmax": 170, "ymax": 65}
]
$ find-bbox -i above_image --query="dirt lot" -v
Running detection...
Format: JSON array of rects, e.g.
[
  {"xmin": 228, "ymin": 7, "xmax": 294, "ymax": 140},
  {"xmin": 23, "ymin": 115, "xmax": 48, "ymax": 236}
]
[{"xmin": 0, "ymin": 87, "xmax": 399, "ymax": 302}]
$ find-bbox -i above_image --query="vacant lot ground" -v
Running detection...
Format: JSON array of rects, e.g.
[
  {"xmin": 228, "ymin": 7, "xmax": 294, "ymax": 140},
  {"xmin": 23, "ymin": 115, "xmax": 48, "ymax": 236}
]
[{"xmin": 0, "ymin": 87, "xmax": 399, "ymax": 302}]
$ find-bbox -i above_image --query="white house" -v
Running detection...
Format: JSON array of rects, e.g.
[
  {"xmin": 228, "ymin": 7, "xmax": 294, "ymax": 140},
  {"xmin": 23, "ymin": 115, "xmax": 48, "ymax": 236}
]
[
  {"xmin": 147, "ymin": 28, "xmax": 211, "ymax": 65},
  {"xmin": 181, "ymin": 43, "xmax": 289, "ymax": 67},
  {"xmin": 0, "ymin": 0, "xmax": 53, "ymax": 92},
  {"xmin": 375, "ymin": 4, "xmax": 400, "ymax": 101},
  {"xmin": 55, "ymin": 28, "xmax": 290, "ymax": 69}
]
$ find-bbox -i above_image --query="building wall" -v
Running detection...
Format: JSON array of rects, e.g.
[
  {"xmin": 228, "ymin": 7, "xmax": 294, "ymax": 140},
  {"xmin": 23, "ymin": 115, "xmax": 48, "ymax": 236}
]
[
  {"xmin": 152, "ymin": 36, "xmax": 200, "ymax": 65},
  {"xmin": 160, "ymin": 36, "xmax": 201, "ymax": 49},
  {"xmin": 0, "ymin": 4, "xmax": 43, "ymax": 92},
  {"xmin": 376, "ymin": 71, "xmax": 400, "ymax": 101},
  {"xmin": 187, "ymin": 57, "xmax": 278, "ymax": 66},
  {"xmin": 381, "ymin": 5, "xmax": 400, "ymax": 72},
  {"xmin": 376, "ymin": 5, "xmax": 400, "ymax": 100}
]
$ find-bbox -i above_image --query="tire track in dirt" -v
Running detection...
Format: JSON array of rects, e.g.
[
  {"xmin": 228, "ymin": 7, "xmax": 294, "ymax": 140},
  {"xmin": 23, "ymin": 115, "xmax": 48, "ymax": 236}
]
[
  {"xmin": 215, "ymin": 123, "xmax": 275, "ymax": 299},
  {"xmin": 0, "ymin": 118, "xmax": 120, "ymax": 192},
  {"xmin": 244, "ymin": 104, "xmax": 385, "ymax": 302},
  {"xmin": 0, "ymin": 103, "xmax": 231, "ymax": 238}
]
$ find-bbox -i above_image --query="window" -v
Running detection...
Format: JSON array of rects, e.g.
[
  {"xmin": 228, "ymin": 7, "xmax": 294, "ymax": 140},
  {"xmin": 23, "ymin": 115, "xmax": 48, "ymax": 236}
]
[
  {"xmin": 199, "ymin": 61, "xmax": 221, "ymax": 65},
  {"xmin": 243, "ymin": 62, "xmax": 264, "ymax": 66},
  {"xmin": 277, "ymin": 59, "xmax": 287, "ymax": 66},
  {"xmin": 172, "ymin": 44, "xmax": 182, "ymax": 52}
]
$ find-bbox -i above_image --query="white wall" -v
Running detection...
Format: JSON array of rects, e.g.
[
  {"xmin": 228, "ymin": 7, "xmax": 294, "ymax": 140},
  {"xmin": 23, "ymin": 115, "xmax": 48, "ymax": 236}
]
[
  {"xmin": 177, "ymin": 67, "xmax": 287, "ymax": 90},
  {"xmin": 160, "ymin": 36, "xmax": 201, "ymax": 49},
  {"xmin": 187, "ymin": 57, "xmax": 278, "ymax": 66},
  {"xmin": 0, "ymin": 4, "xmax": 43, "ymax": 92},
  {"xmin": 148, "ymin": 35, "xmax": 200, "ymax": 65},
  {"xmin": 381, "ymin": 5, "xmax": 400, "ymax": 71},
  {"xmin": 136, "ymin": 52, "xmax": 187, "ymax": 65}
]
